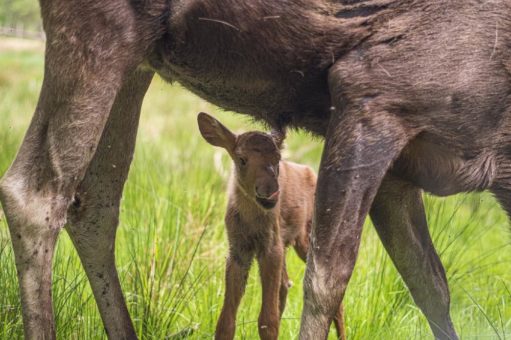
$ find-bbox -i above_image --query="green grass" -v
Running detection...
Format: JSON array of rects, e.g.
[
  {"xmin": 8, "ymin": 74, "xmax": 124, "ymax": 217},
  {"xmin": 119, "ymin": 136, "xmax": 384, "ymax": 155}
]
[{"xmin": 0, "ymin": 37, "xmax": 510, "ymax": 339}]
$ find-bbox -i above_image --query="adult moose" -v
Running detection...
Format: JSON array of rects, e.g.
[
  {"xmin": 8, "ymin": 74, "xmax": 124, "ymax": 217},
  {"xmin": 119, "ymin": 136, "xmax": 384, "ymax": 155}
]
[{"xmin": 0, "ymin": 0, "xmax": 509, "ymax": 339}]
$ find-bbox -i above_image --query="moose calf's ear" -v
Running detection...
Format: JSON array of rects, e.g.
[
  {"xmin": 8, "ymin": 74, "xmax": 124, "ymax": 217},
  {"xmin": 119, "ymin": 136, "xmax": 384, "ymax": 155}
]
[{"xmin": 197, "ymin": 112, "xmax": 237, "ymax": 151}]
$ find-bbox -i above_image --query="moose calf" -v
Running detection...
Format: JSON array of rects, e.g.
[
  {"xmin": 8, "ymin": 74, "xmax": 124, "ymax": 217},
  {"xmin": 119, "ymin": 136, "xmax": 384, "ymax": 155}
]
[{"xmin": 197, "ymin": 112, "xmax": 345, "ymax": 340}]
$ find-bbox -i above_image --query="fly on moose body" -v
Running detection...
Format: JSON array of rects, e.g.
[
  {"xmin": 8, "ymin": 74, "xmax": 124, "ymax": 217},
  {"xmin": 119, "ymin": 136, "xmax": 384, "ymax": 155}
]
[{"xmin": 197, "ymin": 112, "xmax": 345, "ymax": 340}]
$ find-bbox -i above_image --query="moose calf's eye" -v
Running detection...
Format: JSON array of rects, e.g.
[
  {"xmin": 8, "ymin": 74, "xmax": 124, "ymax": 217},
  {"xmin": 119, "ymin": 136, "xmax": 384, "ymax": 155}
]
[{"xmin": 239, "ymin": 157, "xmax": 247, "ymax": 166}]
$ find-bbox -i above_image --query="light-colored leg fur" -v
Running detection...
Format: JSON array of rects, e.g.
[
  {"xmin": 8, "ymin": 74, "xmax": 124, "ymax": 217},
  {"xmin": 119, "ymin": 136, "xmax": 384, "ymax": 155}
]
[{"xmin": 294, "ymin": 228, "xmax": 345, "ymax": 340}]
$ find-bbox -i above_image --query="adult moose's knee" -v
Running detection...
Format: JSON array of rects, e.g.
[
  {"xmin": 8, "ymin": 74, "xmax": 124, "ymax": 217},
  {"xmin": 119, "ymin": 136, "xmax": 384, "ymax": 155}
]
[{"xmin": 0, "ymin": 172, "xmax": 69, "ymax": 235}]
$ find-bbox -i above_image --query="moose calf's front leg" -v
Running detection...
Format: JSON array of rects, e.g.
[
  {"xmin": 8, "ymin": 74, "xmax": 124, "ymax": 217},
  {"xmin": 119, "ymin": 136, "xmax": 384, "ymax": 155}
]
[
  {"xmin": 257, "ymin": 244, "xmax": 284, "ymax": 340},
  {"xmin": 216, "ymin": 252, "xmax": 253, "ymax": 340},
  {"xmin": 299, "ymin": 72, "xmax": 413, "ymax": 339}
]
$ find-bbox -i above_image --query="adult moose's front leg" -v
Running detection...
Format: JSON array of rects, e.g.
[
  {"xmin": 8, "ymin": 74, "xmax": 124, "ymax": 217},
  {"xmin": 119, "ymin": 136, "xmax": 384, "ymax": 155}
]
[
  {"xmin": 0, "ymin": 2, "xmax": 152, "ymax": 338},
  {"xmin": 299, "ymin": 68, "xmax": 414, "ymax": 339},
  {"xmin": 370, "ymin": 176, "xmax": 457, "ymax": 339},
  {"xmin": 66, "ymin": 69, "xmax": 154, "ymax": 339}
]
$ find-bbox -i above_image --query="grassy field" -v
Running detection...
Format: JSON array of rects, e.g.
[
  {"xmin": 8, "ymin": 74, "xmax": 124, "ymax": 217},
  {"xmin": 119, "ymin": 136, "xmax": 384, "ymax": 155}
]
[{"xmin": 0, "ymin": 37, "xmax": 510, "ymax": 339}]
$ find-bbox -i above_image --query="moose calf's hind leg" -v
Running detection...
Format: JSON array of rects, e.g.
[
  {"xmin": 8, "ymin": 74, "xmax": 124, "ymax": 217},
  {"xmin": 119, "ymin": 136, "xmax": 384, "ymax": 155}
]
[
  {"xmin": 66, "ymin": 69, "xmax": 154, "ymax": 339},
  {"xmin": 278, "ymin": 262, "xmax": 290, "ymax": 318}
]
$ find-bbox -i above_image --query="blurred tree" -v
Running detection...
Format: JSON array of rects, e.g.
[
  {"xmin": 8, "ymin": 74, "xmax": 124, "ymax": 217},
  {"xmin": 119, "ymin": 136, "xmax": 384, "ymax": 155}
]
[{"xmin": 0, "ymin": 0, "xmax": 42, "ymax": 31}]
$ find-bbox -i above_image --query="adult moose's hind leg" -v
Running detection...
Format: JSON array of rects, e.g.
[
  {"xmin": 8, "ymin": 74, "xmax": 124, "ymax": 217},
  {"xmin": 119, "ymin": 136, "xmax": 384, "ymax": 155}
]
[
  {"xmin": 299, "ymin": 64, "xmax": 414, "ymax": 339},
  {"xmin": 0, "ymin": 2, "xmax": 154, "ymax": 338},
  {"xmin": 370, "ymin": 175, "xmax": 457, "ymax": 340},
  {"xmin": 66, "ymin": 69, "xmax": 154, "ymax": 339}
]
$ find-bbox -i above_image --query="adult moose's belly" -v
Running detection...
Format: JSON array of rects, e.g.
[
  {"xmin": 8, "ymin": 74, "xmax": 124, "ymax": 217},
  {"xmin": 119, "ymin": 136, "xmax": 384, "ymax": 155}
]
[
  {"xmin": 148, "ymin": 42, "xmax": 333, "ymax": 133},
  {"xmin": 391, "ymin": 136, "xmax": 497, "ymax": 196},
  {"xmin": 145, "ymin": 0, "xmax": 369, "ymax": 134},
  {"xmin": 154, "ymin": 58, "xmax": 299, "ymax": 117}
]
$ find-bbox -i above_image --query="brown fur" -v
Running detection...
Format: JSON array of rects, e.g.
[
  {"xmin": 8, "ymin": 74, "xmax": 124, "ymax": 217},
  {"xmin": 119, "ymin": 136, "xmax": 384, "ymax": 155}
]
[
  {"xmin": 1, "ymin": 0, "xmax": 511, "ymax": 339},
  {"xmin": 197, "ymin": 112, "xmax": 345, "ymax": 340}
]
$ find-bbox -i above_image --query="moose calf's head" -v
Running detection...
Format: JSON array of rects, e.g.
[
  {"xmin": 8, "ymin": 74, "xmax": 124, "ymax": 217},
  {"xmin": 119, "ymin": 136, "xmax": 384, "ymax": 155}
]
[{"xmin": 198, "ymin": 112, "xmax": 285, "ymax": 209}]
